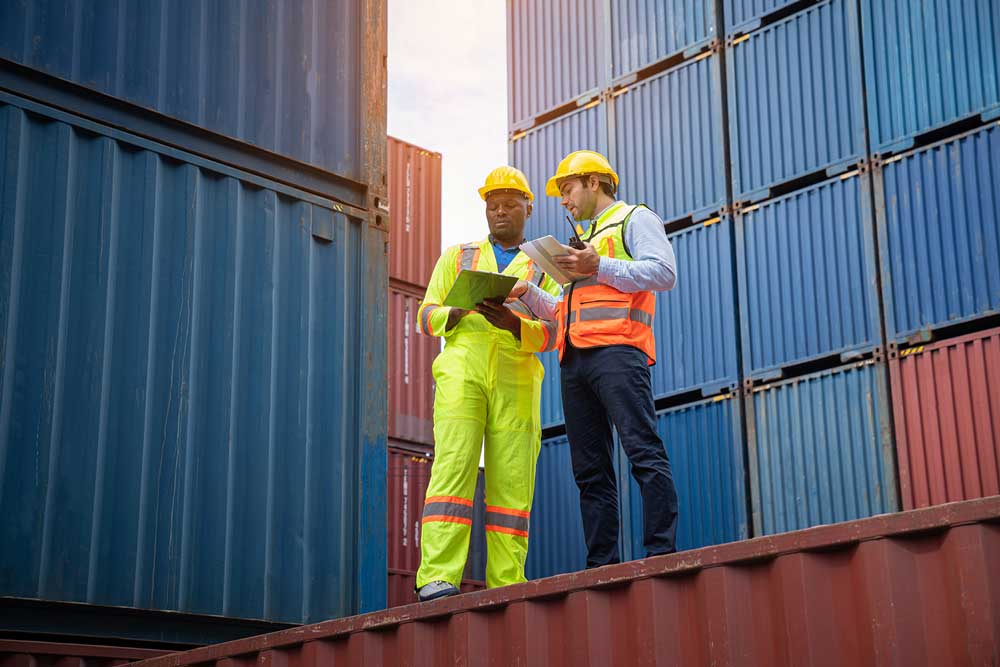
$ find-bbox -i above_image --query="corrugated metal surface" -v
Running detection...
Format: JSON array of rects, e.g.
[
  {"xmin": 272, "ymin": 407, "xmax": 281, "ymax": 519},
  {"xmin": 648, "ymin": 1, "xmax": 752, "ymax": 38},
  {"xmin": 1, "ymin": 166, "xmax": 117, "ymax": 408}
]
[
  {"xmin": 386, "ymin": 571, "xmax": 485, "ymax": 608},
  {"xmin": 747, "ymin": 361, "xmax": 898, "ymax": 536},
  {"xmin": 0, "ymin": 95, "xmax": 387, "ymax": 625},
  {"xmin": 610, "ymin": 0, "xmax": 716, "ymax": 79},
  {"xmin": 724, "ymin": 0, "xmax": 807, "ymax": 34},
  {"xmin": 388, "ymin": 289, "xmax": 436, "ymax": 446},
  {"xmin": 507, "ymin": 0, "xmax": 605, "ymax": 129},
  {"xmin": 387, "ymin": 446, "xmax": 487, "ymax": 584},
  {"xmin": 510, "ymin": 104, "xmax": 608, "ymax": 429},
  {"xmin": 526, "ymin": 435, "xmax": 587, "ymax": 579},
  {"xmin": 652, "ymin": 217, "xmax": 738, "ymax": 399},
  {"xmin": 0, "ymin": 640, "xmax": 170, "ymax": 666},
  {"xmin": 876, "ymin": 124, "xmax": 1000, "ymax": 343},
  {"xmin": 0, "ymin": 0, "xmax": 375, "ymax": 184},
  {"xmin": 736, "ymin": 172, "xmax": 881, "ymax": 380},
  {"xmin": 621, "ymin": 394, "xmax": 748, "ymax": 558},
  {"xmin": 727, "ymin": 0, "xmax": 865, "ymax": 201},
  {"xmin": 890, "ymin": 328, "xmax": 1000, "ymax": 511},
  {"xmin": 612, "ymin": 52, "xmax": 726, "ymax": 224},
  {"xmin": 387, "ymin": 137, "xmax": 441, "ymax": 288},
  {"xmin": 131, "ymin": 498, "xmax": 1000, "ymax": 667},
  {"xmin": 861, "ymin": 0, "xmax": 1000, "ymax": 154}
]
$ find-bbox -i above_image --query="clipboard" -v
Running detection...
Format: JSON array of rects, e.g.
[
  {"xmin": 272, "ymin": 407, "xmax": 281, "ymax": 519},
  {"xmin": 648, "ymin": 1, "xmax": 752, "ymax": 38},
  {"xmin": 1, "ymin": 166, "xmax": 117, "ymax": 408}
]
[
  {"xmin": 519, "ymin": 235, "xmax": 576, "ymax": 284},
  {"xmin": 443, "ymin": 270, "xmax": 518, "ymax": 310}
]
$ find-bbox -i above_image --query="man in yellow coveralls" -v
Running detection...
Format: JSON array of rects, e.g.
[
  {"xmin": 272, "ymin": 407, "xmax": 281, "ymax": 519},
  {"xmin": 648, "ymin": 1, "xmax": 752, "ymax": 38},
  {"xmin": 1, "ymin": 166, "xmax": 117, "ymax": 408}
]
[{"xmin": 414, "ymin": 166, "xmax": 561, "ymax": 601}]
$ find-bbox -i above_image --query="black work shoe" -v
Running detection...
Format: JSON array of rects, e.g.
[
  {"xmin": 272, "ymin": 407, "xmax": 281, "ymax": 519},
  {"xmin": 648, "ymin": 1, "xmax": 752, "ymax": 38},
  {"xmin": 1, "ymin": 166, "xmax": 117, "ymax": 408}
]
[{"xmin": 417, "ymin": 580, "xmax": 460, "ymax": 602}]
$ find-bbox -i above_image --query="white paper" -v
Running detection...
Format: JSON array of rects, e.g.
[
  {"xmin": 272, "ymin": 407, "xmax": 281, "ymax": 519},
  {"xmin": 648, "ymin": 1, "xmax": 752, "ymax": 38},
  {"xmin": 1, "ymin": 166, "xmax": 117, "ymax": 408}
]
[{"xmin": 519, "ymin": 235, "xmax": 576, "ymax": 284}]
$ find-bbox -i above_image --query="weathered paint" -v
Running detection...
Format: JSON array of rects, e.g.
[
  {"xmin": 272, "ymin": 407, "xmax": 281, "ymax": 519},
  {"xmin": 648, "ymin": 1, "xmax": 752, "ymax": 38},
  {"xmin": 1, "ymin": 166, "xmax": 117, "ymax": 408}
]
[
  {"xmin": 387, "ymin": 137, "xmax": 441, "ymax": 288},
  {"xmin": 736, "ymin": 172, "xmax": 881, "ymax": 380},
  {"xmin": 131, "ymin": 498, "xmax": 1000, "ymax": 667},
  {"xmin": 0, "ymin": 92, "xmax": 387, "ymax": 629},
  {"xmin": 610, "ymin": 0, "xmax": 717, "ymax": 79},
  {"xmin": 652, "ymin": 217, "xmax": 738, "ymax": 399},
  {"xmin": 612, "ymin": 52, "xmax": 727, "ymax": 225},
  {"xmin": 0, "ymin": 0, "xmax": 386, "ymax": 195},
  {"xmin": 746, "ymin": 361, "xmax": 898, "ymax": 536},
  {"xmin": 861, "ymin": 0, "xmax": 1000, "ymax": 154},
  {"xmin": 620, "ymin": 394, "xmax": 749, "ymax": 560},
  {"xmin": 0, "ymin": 640, "xmax": 169, "ymax": 666},
  {"xmin": 507, "ymin": 0, "xmax": 606, "ymax": 129},
  {"xmin": 876, "ymin": 123, "xmax": 1000, "ymax": 343},
  {"xmin": 890, "ymin": 327, "xmax": 1000, "ymax": 511},
  {"xmin": 727, "ymin": 0, "xmax": 866, "ymax": 201},
  {"xmin": 509, "ymin": 103, "xmax": 608, "ymax": 428},
  {"xmin": 388, "ymin": 289, "xmax": 437, "ymax": 446}
]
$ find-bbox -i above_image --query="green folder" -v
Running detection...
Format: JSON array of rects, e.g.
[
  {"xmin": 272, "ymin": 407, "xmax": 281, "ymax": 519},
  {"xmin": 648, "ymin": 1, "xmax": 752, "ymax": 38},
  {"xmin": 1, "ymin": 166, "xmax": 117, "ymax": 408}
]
[{"xmin": 443, "ymin": 270, "xmax": 518, "ymax": 310}]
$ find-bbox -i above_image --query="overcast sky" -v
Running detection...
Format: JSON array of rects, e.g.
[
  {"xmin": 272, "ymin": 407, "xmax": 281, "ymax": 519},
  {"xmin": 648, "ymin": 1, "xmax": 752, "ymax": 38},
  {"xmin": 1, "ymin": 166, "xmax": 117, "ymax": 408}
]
[{"xmin": 387, "ymin": 0, "xmax": 507, "ymax": 250}]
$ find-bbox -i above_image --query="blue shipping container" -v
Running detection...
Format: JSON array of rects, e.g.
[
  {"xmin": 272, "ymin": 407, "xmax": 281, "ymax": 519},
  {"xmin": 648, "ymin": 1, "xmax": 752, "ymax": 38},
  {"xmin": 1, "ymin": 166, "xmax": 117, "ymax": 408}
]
[
  {"xmin": 736, "ymin": 171, "xmax": 881, "ymax": 381},
  {"xmin": 507, "ymin": 0, "xmax": 605, "ymax": 130},
  {"xmin": 510, "ymin": 103, "xmax": 609, "ymax": 428},
  {"xmin": 610, "ymin": 0, "xmax": 717, "ymax": 80},
  {"xmin": 612, "ymin": 52, "xmax": 727, "ymax": 224},
  {"xmin": 526, "ymin": 435, "xmax": 588, "ymax": 579},
  {"xmin": 0, "ymin": 0, "xmax": 383, "ymax": 204},
  {"xmin": 0, "ymin": 94, "xmax": 387, "ymax": 627},
  {"xmin": 724, "ymin": 0, "xmax": 806, "ymax": 35},
  {"xmin": 746, "ymin": 361, "xmax": 898, "ymax": 536},
  {"xmin": 619, "ymin": 394, "xmax": 749, "ymax": 558},
  {"xmin": 727, "ymin": 0, "xmax": 866, "ymax": 202},
  {"xmin": 861, "ymin": 0, "xmax": 1000, "ymax": 155},
  {"xmin": 652, "ymin": 217, "xmax": 739, "ymax": 399},
  {"xmin": 876, "ymin": 123, "xmax": 1000, "ymax": 343}
]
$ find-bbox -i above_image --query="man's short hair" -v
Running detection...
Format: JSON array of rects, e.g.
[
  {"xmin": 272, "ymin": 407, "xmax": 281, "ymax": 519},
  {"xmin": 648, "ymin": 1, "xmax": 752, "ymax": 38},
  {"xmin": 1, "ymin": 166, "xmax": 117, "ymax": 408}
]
[{"xmin": 578, "ymin": 175, "xmax": 616, "ymax": 197}]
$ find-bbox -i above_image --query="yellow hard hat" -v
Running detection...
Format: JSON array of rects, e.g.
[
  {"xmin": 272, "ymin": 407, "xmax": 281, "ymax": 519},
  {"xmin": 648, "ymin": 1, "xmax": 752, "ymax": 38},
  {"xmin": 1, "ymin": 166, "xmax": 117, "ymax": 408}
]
[
  {"xmin": 478, "ymin": 165, "xmax": 534, "ymax": 201},
  {"xmin": 545, "ymin": 150, "xmax": 619, "ymax": 197}
]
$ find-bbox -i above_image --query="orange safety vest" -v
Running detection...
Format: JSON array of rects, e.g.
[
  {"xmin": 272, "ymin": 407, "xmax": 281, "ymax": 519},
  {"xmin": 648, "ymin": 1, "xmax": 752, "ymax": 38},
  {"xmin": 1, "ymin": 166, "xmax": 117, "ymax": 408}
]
[{"xmin": 555, "ymin": 203, "xmax": 657, "ymax": 365}]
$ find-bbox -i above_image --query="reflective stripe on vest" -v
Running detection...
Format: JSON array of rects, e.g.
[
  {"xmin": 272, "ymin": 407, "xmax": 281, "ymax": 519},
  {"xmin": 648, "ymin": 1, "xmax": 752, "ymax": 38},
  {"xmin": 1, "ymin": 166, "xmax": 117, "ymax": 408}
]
[
  {"xmin": 557, "ymin": 204, "xmax": 657, "ymax": 364},
  {"xmin": 458, "ymin": 243, "xmax": 481, "ymax": 273}
]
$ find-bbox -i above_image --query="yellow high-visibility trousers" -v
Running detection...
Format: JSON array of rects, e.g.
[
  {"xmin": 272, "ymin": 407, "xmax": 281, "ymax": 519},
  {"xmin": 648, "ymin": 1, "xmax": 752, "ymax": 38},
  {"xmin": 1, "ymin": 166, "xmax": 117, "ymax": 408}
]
[{"xmin": 416, "ymin": 330, "xmax": 543, "ymax": 590}]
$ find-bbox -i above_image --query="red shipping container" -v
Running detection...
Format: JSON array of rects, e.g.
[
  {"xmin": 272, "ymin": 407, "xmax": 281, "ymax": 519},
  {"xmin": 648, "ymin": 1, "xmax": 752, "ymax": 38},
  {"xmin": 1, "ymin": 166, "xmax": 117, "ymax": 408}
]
[
  {"xmin": 133, "ymin": 498, "xmax": 1000, "ymax": 666},
  {"xmin": 387, "ymin": 445, "xmax": 434, "ymax": 572},
  {"xmin": 0, "ymin": 640, "xmax": 169, "ymax": 666},
  {"xmin": 388, "ymin": 136, "xmax": 442, "ymax": 288},
  {"xmin": 388, "ymin": 288, "xmax": 438, "ymax": 445},
  {"xmin": 890, "ymin": 326, "xmax": 1000, "ymax": 510}
]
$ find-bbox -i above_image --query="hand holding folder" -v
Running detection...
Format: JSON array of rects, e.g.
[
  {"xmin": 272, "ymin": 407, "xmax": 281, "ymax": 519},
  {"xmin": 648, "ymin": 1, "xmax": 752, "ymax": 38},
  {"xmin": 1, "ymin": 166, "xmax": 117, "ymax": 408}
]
[{"xmin": 443, "ymin": 270, "xmax": 518, "ymax": 310}]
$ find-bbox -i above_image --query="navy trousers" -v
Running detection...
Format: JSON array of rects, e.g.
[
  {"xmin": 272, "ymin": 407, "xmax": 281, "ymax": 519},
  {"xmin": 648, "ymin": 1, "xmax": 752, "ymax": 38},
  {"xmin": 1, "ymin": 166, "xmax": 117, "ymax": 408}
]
[{"xmin": 560, "ymin": 344, "xmax": 679, "ymax": 567}]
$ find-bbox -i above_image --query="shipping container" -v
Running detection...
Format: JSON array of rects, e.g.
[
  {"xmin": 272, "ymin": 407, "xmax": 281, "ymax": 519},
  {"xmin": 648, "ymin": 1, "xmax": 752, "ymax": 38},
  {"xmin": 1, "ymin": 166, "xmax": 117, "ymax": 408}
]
[
  {"xmin": 875, "ymin": 123, "xmax": 1000, "ymax": 344},
  {"xmin": 620, "ymin": 394, "xmax": 749, "ymax": 560},
  {"xmin": 387, "ymin": 445, "xmax": 486, "ymax": 583},
  {"xmin": 736, "ymin": 171, "xmax": 881, "ymax": 381},
  {"xmin": 890, "ymin": 328, "xmax": 1000, "ymax": 511},
  {"xmin": 652, "ymin": 217, "xmax": 739, "ymax": 399},
  {"xmin": 526, "ymin": 435, "xmax": 588, "ymax": 579},
  {"xmin": 0, "ymin": 640, "xmax": 170, "ymax": 666},
  {"xmin": 610, "ymin": 0, "xmax": 717, "ymax": 80},
  {"xmin": 131, "ymin": 497, "xmax": 1000, "ymax": 667},
  {"xmin": 506, "ymin": 0, "xmax": 606, "ymax": 130},
  {"xmin": 727, "ymin": 0, "xmax": 866, "ymax": 202},
  {"xmin": 510, "ymin": 103, "xmax": 609, "ymax": 429},
  {"xmin": 0, "ymin": 92, "xmax": 387, "ymax": 632},
  {"xmin": 387, "ymin": 571, "xmax": 485, "ymax": 608},
  {"xmin": 387, "ymin": 137, "xmax": 441, "ymax": 288},
  {"xmin": 388, "ymin": 288, "xmax": 437, "ymax": 446},
  {"xmin": 611, "ymin": 51, "xmax": 727, "ymax": 225},
  {"xmin": 861, "ymin": 0, "xmax": 1000, "ymax": 155},
  {"xmin": 724, "ymin": 0, "xmax": 816, "ymax": 35},
  {"xmin": 0, "ymin": 0, "xmax": 386, "ymax": 209},
  {"xmin": 746, "ymin": 360, "xmax": 898, "ymax": 536}
]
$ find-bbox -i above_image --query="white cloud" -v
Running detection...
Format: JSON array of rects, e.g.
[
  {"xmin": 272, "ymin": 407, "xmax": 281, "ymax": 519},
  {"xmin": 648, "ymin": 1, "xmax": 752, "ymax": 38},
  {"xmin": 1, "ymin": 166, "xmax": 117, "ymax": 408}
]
[{"xmin": 387, "ymin": 0, "xmax": 509, "ymax": 249}]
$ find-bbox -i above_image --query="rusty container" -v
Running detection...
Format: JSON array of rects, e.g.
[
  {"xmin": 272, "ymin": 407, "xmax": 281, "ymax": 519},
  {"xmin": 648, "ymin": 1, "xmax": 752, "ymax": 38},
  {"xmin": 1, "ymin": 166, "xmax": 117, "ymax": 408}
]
[
  {"xmin": 890, "ymin": 326, "xmax": 1000, "ymax": 510},
  {"xmin": 387, "ymin": 137, "xmax": 442, "ymax": 288}
]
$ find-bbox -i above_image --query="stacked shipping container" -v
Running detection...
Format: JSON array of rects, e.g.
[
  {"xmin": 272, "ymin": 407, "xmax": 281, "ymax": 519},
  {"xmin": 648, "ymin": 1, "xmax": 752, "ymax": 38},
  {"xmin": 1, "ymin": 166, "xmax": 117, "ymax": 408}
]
[
  {"xmin": 508, "ymin": 0, "xmax": 1000, "ymax": 575},
  {"xmin": 0, "ymin": 0, "xmax": 388, "ymax": 644}
]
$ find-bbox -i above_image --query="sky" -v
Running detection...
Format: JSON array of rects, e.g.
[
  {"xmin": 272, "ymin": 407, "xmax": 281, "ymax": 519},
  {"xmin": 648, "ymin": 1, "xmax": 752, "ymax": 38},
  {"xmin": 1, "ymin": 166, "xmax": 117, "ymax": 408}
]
[{"xmin": 387, "ymin": 0, "xmax": 508, "ymax": 250}]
